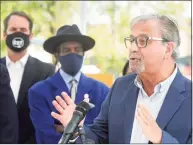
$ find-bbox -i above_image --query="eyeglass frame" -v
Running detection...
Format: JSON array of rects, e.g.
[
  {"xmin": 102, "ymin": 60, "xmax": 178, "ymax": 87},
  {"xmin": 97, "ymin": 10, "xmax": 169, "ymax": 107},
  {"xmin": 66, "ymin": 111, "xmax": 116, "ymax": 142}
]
[{"xmin": 124, "ymin": 34, "xmax": 169, "ymax": 49}]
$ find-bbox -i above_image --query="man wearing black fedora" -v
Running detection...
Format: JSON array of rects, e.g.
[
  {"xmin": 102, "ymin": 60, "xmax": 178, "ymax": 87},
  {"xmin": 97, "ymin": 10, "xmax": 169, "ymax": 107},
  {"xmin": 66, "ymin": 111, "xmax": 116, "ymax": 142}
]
[{"xmin": 28, "ymin": 24, "xmax": 109, "ymax": 143}]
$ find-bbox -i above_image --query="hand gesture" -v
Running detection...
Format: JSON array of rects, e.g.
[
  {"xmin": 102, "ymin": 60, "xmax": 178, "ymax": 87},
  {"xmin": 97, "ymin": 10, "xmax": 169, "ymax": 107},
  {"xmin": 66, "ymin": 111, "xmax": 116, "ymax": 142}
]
[
  {"xmin": 51, "ymin": 92, "xmax": 89, "ymax": 127},
  {"xmin": 136, "ymin": 104, "xmax": 162, "ymax": 144}
]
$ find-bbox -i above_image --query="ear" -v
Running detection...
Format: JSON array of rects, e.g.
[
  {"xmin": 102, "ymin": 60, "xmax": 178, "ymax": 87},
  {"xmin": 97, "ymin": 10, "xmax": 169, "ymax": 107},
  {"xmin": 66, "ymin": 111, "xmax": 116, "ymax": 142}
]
[
  {"xmin": 165, "ymin": 42, "xmax": 175, "ymax": 59},
  {"xmin": 53, "ymin": 53, "xmax": 59, "ymax": 65},
  {"xmin": 54, "ymin": 53, "xmax": 59, "ymax": 59},
  {"xmin": 29, "ymin": 32, "xmax": 33, "ymax": 40}
]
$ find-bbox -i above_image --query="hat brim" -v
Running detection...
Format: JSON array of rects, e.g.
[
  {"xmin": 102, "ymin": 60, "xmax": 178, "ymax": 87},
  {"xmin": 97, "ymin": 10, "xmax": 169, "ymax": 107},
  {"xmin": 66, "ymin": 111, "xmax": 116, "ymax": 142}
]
[{"xmin": 43, "ymin": 35, "xmax": 95, "ymax": 54}]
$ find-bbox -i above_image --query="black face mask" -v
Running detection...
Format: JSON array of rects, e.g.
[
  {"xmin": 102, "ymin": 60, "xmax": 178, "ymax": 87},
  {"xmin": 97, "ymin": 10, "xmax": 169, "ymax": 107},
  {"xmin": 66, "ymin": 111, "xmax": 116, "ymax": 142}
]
[
  {"xmin": 59, "ymin": 53, "xmax": 83, "ymax": 76},
  {"xmin": 5, "ymin": 32, "xmax": 30, "ymax": 52}
]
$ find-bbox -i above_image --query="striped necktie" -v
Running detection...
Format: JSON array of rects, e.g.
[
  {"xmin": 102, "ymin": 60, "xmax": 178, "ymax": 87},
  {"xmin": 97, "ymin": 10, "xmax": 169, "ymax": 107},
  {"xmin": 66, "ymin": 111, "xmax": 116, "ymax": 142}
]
[{"xmin": 70, "ymin": 78, "xmax": 77, "ymax": 102}]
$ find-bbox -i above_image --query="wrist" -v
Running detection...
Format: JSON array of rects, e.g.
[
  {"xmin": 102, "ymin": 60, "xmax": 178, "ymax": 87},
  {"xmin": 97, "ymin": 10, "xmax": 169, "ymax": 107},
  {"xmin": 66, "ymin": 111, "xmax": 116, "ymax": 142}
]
[{"xmin": 153, "ymin": 130, "xmax": 162, "ymax": 144}]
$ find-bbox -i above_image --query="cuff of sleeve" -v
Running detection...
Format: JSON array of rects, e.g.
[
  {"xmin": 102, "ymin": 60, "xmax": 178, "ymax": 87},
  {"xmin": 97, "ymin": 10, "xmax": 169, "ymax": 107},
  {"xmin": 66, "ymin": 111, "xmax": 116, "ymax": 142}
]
[{"xmin": 161, "ymin": 130, "xmax": 179, "ymax": 144}]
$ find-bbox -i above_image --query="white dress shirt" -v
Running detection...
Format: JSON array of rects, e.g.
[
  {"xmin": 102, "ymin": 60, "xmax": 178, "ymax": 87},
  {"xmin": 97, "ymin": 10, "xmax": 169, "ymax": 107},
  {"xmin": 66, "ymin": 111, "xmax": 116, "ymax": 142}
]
[
  {"xmin": 130, "ymin": 66, "xmax": 178, "ymax": 143},
  {"xmin": 6, "ymin": 54, "xmax": 29, "ymax": 103}
]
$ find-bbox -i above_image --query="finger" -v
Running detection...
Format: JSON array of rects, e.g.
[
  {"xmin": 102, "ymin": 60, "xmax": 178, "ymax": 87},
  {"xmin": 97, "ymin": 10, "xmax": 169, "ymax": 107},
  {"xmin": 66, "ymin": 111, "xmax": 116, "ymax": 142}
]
[
  {"xmin": 79, "ymin": 115, "xmax": 87, "ymax": 127},
  {"xmin": 136, "ymin": 111, "xmax": 147, "ymax": 128},
  {"xmin": 61, "ymin": 92, "xmax": 74, "ymax": 105},
  {"xmin": 83, "ymin": 94, "xmax": 90, "ymax": 103},
  {"xmin": 137, "ymin": 106, "xmax": 148, "ymax": 125},
  {"xmin": 138, "ymin": 104, "xmax": 154, "ymax": 122},
  {"xmin": 56, "ymin": 95, "xmax": 67, "ymax": 109},
  {"xmin": 51, "ymin": 111, "xmax": 62, "ymax": 121},
  {"xmin": 138, "ymin": 104, "xmax": 150, "ymax": 120},
  {"xmin": 54, "ymin": 124, "xmax": 64, "ymax": 133},
  {"xmin": 139, "ymin": 104, "xmax": 151, "ymax": 115},
  {"xmin": 52, "ymin": 100, "xmax": 64, "ymax": 114}
]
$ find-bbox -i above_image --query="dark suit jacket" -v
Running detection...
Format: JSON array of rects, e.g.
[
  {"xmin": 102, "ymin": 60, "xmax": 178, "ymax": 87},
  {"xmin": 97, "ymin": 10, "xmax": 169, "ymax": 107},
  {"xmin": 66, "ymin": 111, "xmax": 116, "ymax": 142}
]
[
  {"xmin": 83, "ymin": 70, "xmax": 192, "ymax": 144},
  {"xmin": 28, "ymin": 71, "xmax": 109, "ymax": 144},
  {"xmin": 0, "ymin": 56, "xmax": 55, "ymax": 144},
  {"xmin": 0, "ymin": 63, "xmax": 18, "ymax": 143}
]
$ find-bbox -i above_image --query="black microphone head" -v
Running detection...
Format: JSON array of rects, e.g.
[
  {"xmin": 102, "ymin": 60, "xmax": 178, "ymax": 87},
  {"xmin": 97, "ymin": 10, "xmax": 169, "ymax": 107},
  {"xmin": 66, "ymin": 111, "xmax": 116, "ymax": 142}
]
[{"xmin": 75, "ymin": 101, "xmax": 95, "ymax": 115}]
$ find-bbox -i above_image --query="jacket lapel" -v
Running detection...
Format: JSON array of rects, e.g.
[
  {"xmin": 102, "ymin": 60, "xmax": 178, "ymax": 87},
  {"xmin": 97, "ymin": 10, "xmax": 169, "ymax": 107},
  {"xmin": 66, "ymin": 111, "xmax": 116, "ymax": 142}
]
[
  {"xmin": 46, "ymin": 71, "xmax": 69, "ymax": 125},
  {"xmin": 0, "ymin": 57, "xmax": 6, "ymax": 65},
  {"xmin": 75, "ymin": 74, "xmax": 93, "ymax": 104},
  {"xmin": 124, "ymin": 79, "xmax": 139, "ymax": 143},
  {"xmin": 17, "ymin": 56, "xmax": 37, "ymax": 107},
  {"xmin": 156, "ymin": 70, "xmax": 186, "ymax": 130},
  {"xmin": 48, "ymin": 71, "xmax": 70, "ymax": 98}
]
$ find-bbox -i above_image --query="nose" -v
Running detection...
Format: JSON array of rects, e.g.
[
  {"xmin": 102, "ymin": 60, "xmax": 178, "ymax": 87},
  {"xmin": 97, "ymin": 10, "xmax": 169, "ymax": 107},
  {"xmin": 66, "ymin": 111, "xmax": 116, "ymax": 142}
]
[
  {"xmin": 130, "ymin": 41, "xmax": 139, "ymax": 52},
  {"xmin": 70, "ymin": 48, "xmax": 76, "ymax": 53}
]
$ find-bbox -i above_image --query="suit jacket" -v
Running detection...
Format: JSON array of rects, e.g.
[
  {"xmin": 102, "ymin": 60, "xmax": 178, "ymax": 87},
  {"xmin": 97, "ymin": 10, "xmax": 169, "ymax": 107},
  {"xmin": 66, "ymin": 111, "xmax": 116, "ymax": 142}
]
[
  {"xmin": 0, "ymin": 56, "xmax": 55, "ymax": 144},
  {"xmin": 0, "ymin": 63, "xmax": 18, "ymax": 143},
  {"xmin": 28, "ymin": 71, "xmax": 109, "ymax": 144},
  {"xmin": 83, "ymin": 70, "xmax": 192, "ymax": 144}
]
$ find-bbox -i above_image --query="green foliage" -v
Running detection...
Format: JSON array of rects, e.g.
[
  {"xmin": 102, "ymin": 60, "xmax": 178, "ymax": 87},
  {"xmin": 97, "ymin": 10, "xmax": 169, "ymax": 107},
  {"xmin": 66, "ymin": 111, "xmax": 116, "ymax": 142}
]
[{"xmin": 1, "ymin": 1, "xmax": 78, "ymax": 57}]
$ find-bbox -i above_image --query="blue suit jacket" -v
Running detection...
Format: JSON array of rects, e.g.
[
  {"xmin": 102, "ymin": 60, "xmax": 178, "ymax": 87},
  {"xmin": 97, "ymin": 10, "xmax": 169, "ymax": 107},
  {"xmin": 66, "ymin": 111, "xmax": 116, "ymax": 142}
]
[
  {"xmin": 28, "ymin": 71, "xmax": 109, "ymax": 143},
  {"xmin": 83, "ymin": 70, "xmax": 192, "ymax": 144}
]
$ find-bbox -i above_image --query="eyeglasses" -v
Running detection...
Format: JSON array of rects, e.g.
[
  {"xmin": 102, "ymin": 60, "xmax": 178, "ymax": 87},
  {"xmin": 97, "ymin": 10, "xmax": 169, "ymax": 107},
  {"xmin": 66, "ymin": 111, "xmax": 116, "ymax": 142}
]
[{"xmin": 124, "ymin": 34, "xmax": 169, "ymax": 49}]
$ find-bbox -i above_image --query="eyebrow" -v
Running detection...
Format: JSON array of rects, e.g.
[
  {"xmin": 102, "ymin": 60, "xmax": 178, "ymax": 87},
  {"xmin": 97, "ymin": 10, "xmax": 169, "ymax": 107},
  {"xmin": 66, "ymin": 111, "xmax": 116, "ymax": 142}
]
[{"xmin": 20, "ymin": 27, "xmax": 27, "ymax": 30}]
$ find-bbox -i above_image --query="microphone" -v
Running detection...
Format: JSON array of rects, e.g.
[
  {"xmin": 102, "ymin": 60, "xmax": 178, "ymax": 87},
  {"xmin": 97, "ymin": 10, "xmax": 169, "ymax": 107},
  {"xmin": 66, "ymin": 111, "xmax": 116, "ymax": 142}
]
[{"xmin": 58, "ymin": 101, "xmax": 95, "ymax": 144}]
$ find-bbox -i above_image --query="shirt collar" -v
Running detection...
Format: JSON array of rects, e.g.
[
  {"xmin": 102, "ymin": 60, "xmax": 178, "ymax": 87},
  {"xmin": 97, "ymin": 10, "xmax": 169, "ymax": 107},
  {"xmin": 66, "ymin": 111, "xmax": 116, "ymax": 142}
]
[
  {"xmin": 59, "ymin": 69, "xmax": 81, "ymax": 84},
  {"xmin": 6, "ymin": 53, "xmax": 29, "ymax": 67},
  {"xmin": 134, "ymin": 64, "xmax": 178, "ymax": 93}
]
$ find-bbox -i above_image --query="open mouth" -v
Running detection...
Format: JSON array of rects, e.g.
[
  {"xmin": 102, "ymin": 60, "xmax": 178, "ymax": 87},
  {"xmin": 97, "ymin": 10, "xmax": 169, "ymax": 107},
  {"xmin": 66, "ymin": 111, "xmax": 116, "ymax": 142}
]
[{"xmin": 130, "ymin": 57, "xmax": 140, "ymax": 61}]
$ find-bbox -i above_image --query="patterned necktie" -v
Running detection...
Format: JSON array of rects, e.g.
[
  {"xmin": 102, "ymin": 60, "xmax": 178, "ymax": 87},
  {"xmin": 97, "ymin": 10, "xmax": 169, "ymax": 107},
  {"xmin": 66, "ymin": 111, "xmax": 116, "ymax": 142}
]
[{"xmin": 70, "ymin": 78, "xmax": 77, "ymax": 102}]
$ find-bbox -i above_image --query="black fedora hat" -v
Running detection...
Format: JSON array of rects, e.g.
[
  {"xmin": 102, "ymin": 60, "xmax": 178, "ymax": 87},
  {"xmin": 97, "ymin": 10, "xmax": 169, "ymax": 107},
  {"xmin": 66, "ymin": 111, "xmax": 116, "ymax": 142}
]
[{"xmin": 43, "ymin": 24, "xmax": 95, "ymax": 54}]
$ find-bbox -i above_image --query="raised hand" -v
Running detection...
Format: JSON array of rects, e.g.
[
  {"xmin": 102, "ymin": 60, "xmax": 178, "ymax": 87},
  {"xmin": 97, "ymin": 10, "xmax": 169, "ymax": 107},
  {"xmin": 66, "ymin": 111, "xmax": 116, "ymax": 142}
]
[{"xmin": 51, "ymin": 92, "xmax": 89, "ymax": 127}]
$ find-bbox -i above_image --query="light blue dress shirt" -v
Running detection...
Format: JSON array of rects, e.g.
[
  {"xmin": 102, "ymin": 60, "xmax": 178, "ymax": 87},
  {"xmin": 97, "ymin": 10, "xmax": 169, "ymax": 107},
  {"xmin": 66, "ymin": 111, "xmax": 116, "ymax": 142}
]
[{"xmin": 59, "ymin": 69, "xmax": 81, "ymax": 91}]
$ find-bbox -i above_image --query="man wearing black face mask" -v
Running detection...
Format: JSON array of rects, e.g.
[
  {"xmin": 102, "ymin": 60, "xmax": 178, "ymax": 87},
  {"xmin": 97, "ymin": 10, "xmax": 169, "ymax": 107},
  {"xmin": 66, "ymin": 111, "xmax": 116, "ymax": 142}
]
[
  {"xmin": 28, "ymin": 24, "xmax": 110, "ymax": 144},
  {"xmin": 5, "ymin": 31, "xmax": 30, "ymax": 53},
  {"xmin": 0, "ymin": 11, "xmax": 55, "ymax": 144}
]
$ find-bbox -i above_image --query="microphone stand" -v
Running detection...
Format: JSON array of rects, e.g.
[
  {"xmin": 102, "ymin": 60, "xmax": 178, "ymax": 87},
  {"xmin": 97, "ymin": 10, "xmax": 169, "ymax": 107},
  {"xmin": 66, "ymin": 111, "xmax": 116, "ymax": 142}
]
[
  {"xmin": 78, "ymin": 126, "xmax": 86, "ymax": 144},
  {"xmin": 58, "ymin": 126, "xmax": 90, "ymax": 144},
  {"xmin": 78, "ymin": 126, "xmax": 94, "ymax": 144}
]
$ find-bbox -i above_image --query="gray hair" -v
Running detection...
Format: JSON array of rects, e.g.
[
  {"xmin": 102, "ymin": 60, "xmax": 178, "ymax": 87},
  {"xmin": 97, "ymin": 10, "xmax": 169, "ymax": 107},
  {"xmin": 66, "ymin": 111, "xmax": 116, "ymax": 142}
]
[{"xmin": 130, "ymin": 14, "xmax": 181, "ymax": 60}]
